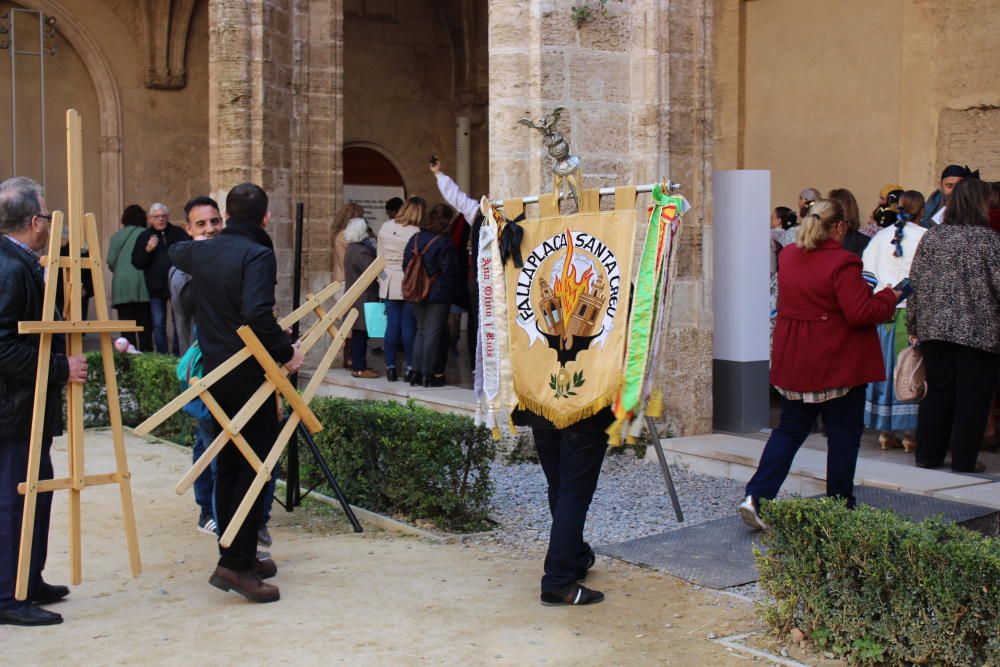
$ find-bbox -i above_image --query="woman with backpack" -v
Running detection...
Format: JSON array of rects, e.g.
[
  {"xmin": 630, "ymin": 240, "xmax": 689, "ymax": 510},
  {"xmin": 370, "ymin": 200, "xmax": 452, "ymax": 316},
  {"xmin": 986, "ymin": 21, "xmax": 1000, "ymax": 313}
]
[
  {"xmin": 403, "ymin": 203, "xmax": 459, "ymax": 387},
  {"xmin": 377, "ymin": 196, "xmax": 423, "ymax": 382}
]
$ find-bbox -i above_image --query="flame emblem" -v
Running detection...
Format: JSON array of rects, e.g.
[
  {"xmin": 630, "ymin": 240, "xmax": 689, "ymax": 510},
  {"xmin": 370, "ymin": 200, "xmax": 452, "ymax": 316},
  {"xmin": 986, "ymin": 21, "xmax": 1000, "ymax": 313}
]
[{"xmin": 551, "ymin": 230, "xmax": 593, "ymax": 346}]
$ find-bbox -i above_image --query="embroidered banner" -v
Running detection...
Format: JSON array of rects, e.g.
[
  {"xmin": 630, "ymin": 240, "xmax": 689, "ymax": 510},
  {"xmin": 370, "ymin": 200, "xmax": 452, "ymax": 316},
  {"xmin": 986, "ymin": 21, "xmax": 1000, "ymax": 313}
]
[
  {"xmin": 609, "ymin": 186, "xmax": 690, "ymax": 443},
  {"xmin": 505, "ymin": 204, "xmax": 635, "ymax": 428}
]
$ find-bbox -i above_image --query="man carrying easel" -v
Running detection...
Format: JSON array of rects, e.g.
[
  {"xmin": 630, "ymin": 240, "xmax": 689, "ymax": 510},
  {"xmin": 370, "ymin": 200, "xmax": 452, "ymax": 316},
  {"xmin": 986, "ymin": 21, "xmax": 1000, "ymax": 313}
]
[
  {"xmin": 170, "ymin": 183, "xmax": 303, "ymax": 603},
  {"xmin": 0, "ymin": 177, "xmax": 88, "ymax": 626}
]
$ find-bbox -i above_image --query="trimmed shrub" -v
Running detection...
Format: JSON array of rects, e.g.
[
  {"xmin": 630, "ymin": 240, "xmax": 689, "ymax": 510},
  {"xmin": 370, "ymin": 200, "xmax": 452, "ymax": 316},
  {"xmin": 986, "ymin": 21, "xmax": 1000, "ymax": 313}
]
[
  {"xmin": 82, "ymin": 351, "xmax": 193, "ymax": 445},
  {"xmin": 304, "ymin": 398, "xmax": 495, "ymax": 533},
  {"xmin": 756, "ymin": 497, "xmax": 1000, "ymax": 666}
]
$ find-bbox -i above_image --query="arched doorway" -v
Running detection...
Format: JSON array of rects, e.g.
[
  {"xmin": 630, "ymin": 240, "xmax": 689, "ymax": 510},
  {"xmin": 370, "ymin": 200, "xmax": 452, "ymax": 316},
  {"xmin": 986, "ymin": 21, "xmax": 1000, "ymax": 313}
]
[
  {"xmin": 343, "ymin": 143, "xmax": 406, "ymax": 236},
  {"xmin": 1, "ymin": 0, "xmax": 123, "ymax": 239}
]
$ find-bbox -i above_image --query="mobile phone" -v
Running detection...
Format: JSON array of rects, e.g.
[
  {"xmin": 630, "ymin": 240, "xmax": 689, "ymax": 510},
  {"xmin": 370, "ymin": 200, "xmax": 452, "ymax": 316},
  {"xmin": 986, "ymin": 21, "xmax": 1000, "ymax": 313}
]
[
  {"xmin": 893, "ymin": 277, "xmax": 913, "ymax": 302},
  {"xmin": 428, "ymin": 155, "xmax": 439, "ymax": 166}
]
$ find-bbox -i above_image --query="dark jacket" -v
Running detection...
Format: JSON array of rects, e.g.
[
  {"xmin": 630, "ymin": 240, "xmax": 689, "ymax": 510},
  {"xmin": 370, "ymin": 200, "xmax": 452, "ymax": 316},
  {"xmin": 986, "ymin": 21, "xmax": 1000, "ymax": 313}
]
[
  {"xmin": 131, "ymin": 223, "xmax": 188, "ymax": 297},
  {"xmin": 908, "ymin": 224, "xmax": 1000, "ymax": 354},
  {"xmin": 344, "ymin": 238, "xmax": 379, "ymax": 332},
  {"xmin": 842, "ymin": 230, "xmax": 871, "ymax": 258},
  {"xmin": 403, "ymin": 230, "xmax": 459, "ymax": 305},
  {"xmin": 0, "ymin": 236, "xmax": 69, "ymax": 439},
  {"xmin": 771, "ymin": 239, "xmax": 897, "ymax": 391},
  {"xmin": 168, "ymin": 220, "xmax": 294, "ymax": 377}
]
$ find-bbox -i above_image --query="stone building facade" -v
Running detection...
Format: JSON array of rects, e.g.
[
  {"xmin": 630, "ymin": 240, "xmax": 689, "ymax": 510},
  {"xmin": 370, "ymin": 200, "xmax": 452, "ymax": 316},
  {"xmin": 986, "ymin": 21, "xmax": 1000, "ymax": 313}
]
[{"xmin": 3, "ymin": 0, "xmax": 997, "ymax": 436}]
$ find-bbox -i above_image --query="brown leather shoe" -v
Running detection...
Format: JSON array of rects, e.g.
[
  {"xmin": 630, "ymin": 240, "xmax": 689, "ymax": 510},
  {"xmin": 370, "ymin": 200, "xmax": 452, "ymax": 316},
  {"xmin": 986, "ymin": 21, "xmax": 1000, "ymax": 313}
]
[
  {"xmin": 209, "ymin": 565, "xmax": 280, "ymax": 603},
  {"xmin": 253, "ymin": 558, "xmax": 277, "ymax": 580}
]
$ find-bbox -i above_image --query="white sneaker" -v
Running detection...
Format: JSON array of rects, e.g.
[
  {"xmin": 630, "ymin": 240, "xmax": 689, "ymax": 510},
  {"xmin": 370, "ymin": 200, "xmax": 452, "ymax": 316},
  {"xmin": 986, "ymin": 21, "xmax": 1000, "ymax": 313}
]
[{"xmin": 738, "ymin": 495, "xmax": 767, "ymax": 531}]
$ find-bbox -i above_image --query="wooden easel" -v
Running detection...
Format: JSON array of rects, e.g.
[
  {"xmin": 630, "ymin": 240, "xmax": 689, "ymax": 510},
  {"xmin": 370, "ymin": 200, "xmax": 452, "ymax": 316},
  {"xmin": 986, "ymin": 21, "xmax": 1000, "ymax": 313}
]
[
  {"xmin": 15, "ymin": 110, "xmax": 142, "ymax": 600},
  {"xmin": 136, "ymin": 256, "xmax": 385, "ymax": 548}
]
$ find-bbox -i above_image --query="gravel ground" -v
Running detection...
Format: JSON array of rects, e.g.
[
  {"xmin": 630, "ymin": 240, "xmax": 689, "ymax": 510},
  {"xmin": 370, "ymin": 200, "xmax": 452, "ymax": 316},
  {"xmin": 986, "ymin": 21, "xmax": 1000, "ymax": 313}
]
[
  {"xmin": 467, "ymin": 452, "xmax": 776, "ymax": 599},
  {"xmin": 474, "ymin": 452, "xmax": 748, "ymax": 552}
]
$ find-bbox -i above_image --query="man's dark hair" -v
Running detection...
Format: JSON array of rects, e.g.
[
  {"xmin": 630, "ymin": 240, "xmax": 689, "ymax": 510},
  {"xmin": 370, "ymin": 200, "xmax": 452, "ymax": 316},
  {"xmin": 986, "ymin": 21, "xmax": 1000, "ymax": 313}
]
[
  {"xmin": 385, "ymin": 197, "xmax": 404, "ymax": 216},
  {"xmin": 226, "ymin": 183, "xmax": 268, "ymax": 224},
  {"xmin": 944, "ymin": 178, "xmax": 990, "ymax": 227},
  {"xmin": 184, "ymin": 195, "xmax": 220, "ymax": 222},
  {"xmin": 0, "ymin": 177, "xmax": 44, "ymax": 234},
  {"xmin": 121, "ymin": 204, "xmax": 147, "ymax": 228}
]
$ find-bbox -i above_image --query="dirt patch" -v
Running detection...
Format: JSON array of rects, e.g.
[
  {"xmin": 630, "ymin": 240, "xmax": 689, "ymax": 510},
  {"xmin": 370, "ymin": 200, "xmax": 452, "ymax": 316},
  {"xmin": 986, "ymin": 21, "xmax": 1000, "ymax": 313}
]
[{"xmin": 2, "ymin": 432, "xmax": 767, "ymax": 665}]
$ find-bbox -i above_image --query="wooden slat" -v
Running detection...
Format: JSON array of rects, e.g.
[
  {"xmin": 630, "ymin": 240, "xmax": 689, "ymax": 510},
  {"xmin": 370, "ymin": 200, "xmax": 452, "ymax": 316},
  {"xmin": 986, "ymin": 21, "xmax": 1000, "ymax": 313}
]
[
  {"xmin": 200, "ymin": 390, "xmax": 264, "ymax": 471},
  {"xmin": 237, "ymin": 326, "xmax": 323, "ymax": 434},
  {"xmin": 18, "ymin": 473, "xmax": 119, "ymax": 494},
  {"xmin": 133, "ymin": 350, "xmax": 252, "ymax": 435},
  {"xmin": 278, "ymin": 280, "xmax": 344, "ymax": 329},
  {"xmin": 219, "ymin": 310, "xmax": 356, "ymax": 548},
  {"xmin": 89, "ymin": 211, "xmax": 141, "ymax": 577},
  {"xmin": 19, "ymin": 320, "xmax": 143, "ymax": 334},
  {"xmin": 39, "ymin": 256, "xmax": 95, "ymax": 270}
]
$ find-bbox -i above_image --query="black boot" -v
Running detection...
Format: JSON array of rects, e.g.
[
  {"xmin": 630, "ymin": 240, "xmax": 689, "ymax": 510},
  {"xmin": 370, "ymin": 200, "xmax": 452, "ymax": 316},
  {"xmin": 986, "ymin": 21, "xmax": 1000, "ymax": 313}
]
[
  {"xmin": 386, "ymin": 367, "xmax": 398, "ymax": 382},
  {"xmin": 410, "ymin": 372, "xmax": 423, "ymax": 386}
]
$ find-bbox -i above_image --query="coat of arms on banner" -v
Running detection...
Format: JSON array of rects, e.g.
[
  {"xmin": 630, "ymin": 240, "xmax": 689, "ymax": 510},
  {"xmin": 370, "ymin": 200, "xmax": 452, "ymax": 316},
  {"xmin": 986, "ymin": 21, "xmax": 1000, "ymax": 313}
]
[{"xmin": 506, "ymin": 209, "xmax": 635, "ymax": 427}]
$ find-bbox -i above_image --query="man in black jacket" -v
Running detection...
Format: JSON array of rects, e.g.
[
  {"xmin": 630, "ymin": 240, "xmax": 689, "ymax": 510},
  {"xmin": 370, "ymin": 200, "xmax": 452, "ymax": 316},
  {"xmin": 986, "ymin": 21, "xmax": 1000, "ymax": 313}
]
[
  {"xmin": 131, "ymin": 203, "xmax": 187, "ymax": 354},
  {"xmin": 0, "ymin": 177, "xmax": 88, "ymax": 625},
  {"xmin": 169, "ymin": 183, "xmax": 303, "ymax": 603}
]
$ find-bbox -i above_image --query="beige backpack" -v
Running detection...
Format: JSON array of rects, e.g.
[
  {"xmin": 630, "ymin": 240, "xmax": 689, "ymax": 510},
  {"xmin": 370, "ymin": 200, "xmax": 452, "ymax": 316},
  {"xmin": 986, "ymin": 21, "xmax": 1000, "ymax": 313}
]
[{"xmin": 894, "ymin": 344, "xmax": 927, "ymax": 402}]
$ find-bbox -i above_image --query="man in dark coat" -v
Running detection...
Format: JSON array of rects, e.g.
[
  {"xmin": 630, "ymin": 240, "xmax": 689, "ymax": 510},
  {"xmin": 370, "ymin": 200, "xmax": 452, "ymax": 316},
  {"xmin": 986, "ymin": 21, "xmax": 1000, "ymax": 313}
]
[
  {"xmin": 169, "ymin": 183, "xmax": 303, "ymax": 603},
  {"xmin": 0, "ymin": 177, "xmax": 88, "ymax": 626},
  {"xmin": 131, "ymin": 203, "xmax": 187, "ymax": 354}
]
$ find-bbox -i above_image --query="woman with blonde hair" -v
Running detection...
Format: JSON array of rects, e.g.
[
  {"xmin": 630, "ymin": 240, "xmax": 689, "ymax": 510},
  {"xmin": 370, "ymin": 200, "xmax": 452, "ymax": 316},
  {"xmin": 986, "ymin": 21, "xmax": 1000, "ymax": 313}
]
[
  {"xmin": 332, "ymin": 202, "xmax": 365, "ymax": 283},
  {"xmin": 861, "ymin": 191, "xmax": 927, "ymax": 452},
  {"xmin": 739, "ymin": 199, "xmax": 899, "ymax": 529},
  {"xmin": 377, "ymin": 196, "xmax": 424, "ymax": 382}
]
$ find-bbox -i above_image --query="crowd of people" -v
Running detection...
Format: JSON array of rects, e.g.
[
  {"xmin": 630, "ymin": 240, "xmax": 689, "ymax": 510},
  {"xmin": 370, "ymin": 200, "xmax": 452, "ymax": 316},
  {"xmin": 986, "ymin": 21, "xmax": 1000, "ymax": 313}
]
[
  {"xmin": 745, "ymin": 165, "xmax": 1000, "ymax": 530},
  {"xmin": 332, "ymin": 158, "xmax": 475, "ymax": 387}
]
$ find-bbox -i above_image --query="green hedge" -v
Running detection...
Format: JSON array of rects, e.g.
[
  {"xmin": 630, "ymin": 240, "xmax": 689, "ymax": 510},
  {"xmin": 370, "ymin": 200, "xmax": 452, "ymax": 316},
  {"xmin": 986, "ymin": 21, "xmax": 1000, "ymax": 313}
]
[
  {"xmin": 82, "ymin": 351, "xmax": 193, "ymax": 444},
  {"xmin": 756, "ymin": 497, "xmax": 1000, "ymax": 666},
  {"xmin": 304, "ymin": 398, "xmax": 495, "ymax": 533}
]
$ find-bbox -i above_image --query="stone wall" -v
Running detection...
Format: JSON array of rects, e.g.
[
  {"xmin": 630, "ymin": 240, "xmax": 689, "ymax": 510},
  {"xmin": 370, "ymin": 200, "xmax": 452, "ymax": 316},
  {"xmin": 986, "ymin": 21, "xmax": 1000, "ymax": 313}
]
[
  {"xmin": 489, "ymin": 0, "xmax": 715, "ymax": 436},
  {"xmin": 208, "ymin": 0, "xmax": 342, "ymax": 307},
  {"xmin": 343, "ymin": 0, "xmax": 490, "ymax": 204},
  {"xmin": 714, "ymin": 0, "xmax": 1000, "ymax": 208}
]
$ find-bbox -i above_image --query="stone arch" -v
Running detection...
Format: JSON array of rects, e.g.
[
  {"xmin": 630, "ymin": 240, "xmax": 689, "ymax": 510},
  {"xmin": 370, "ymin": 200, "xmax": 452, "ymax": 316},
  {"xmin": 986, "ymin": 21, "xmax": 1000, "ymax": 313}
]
[
  {"xmin": 14, "ymin": 0, "xmax": 123, "ymax": 229},
  {"xmin": 343, "ymin": 140, "xmax": 411, "ymax": 194}
]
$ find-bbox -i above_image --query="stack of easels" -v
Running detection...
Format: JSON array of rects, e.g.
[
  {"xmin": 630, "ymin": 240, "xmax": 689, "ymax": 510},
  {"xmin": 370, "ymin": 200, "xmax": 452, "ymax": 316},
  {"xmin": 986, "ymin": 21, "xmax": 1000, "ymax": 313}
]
[
  {"xmin": 15, "ymin": 109, "xmax": 142, "ymax": 600},
  {"xmin": 135, "ymin": 257, "xmax": 384, "ymax": 548}
]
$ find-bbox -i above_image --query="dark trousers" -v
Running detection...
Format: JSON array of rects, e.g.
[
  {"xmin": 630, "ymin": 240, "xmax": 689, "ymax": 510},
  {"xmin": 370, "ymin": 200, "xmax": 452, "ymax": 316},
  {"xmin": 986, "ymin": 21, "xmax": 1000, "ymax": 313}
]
[
  {"xmin": 746, "ymin": 385, "xmax": 866, "ymax": 508},
  {"xmin": 411, "ymin": 302, "xmax": 449, "ymax": 376},
  {"xmin": 0, "ymin": 437, "xmax": 52, "ymax": 611},
  {"xmin": 116, "ymin": 301, "xmax": 153, "ymax": 352},
  {"xmin": 916, "ymin": 340, "xmax": 1000, "ymax": 472},
  {"xmin": 350, "ymin": 329, "xmax": 370, "ymax": 371},
  {"xmin": 213, "ymin": 375, "xmax": 278, "ymax": 571},
  {"xmin": 192, "ymin": 418, "xmax": 217, "ymax": 520},
  {"xmin": 533, "ymin": 428, "xmax": 607, "ymax": 593}
]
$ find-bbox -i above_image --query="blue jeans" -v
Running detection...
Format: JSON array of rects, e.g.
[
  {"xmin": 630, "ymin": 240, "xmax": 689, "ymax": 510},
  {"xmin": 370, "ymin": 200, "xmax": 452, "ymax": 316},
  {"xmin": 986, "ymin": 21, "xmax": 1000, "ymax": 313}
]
[
  {"xmin": 383, "ymin": 300, "xmax": 415, "ymax": 370},
  {"xmin": 150, "ymin": 296, "xmax": 171, "ymax": 354},
  {"xmin": 1, "ymin": 438, "xmax": 52, "ymax": 611},
  {"xmin": 746, "ymin": 385, "xmax": 866, "ymax": 508},
  {"xmin": 192, "ymin": 419, "xmax": 218, "ymax": 521}
]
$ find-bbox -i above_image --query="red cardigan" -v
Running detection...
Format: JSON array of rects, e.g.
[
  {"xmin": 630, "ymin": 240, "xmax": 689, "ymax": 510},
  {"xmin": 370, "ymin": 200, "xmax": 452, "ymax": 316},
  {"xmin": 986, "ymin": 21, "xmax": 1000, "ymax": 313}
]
[{"xmin": 771, "ymin": 239, "xmax": 897, "ymax": 392}]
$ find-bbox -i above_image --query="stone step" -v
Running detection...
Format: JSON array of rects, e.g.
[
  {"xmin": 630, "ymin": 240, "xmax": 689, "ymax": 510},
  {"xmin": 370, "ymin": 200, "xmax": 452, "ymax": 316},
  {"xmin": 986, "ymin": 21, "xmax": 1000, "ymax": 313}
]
[{"xmin": 655, "ymin": 433, "xmax": 1000, "ymax": 509}]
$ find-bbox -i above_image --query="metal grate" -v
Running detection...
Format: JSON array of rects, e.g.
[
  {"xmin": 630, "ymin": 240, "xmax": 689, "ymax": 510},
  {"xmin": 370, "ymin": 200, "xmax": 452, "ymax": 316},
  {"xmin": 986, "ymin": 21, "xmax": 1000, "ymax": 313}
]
[{"xmin": 596, "ymin": 487, "xmax": 998, "ymax": 590}]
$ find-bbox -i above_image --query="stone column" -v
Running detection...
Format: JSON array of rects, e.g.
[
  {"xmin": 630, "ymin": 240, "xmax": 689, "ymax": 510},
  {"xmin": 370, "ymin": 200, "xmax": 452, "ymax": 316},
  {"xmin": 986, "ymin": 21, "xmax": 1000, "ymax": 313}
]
[
  {"xmin": 208, "ymin": 0, "xmax": 342, "ymax": 311},
  {"xmin": 488, "ymin": 0, "xmax": 715, "ymax": 436}
]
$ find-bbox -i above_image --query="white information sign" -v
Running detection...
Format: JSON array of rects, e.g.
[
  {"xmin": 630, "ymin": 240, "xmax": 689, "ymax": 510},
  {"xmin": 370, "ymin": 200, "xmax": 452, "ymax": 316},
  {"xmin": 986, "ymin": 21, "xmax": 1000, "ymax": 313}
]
[{"xmin": 344, "ymin": 184, "xmax": 406, "ymax": 237}]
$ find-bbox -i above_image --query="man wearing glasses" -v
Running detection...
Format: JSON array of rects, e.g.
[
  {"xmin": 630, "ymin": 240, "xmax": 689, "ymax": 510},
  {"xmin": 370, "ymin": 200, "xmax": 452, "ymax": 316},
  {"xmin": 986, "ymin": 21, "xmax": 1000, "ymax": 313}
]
[
  {"xmin": 0, "ymin": 177, "xmax": 88, "ymax": 625},
  {"xmin": 131, "ymin": 202, "xmax": 187, "ymax": 354}
]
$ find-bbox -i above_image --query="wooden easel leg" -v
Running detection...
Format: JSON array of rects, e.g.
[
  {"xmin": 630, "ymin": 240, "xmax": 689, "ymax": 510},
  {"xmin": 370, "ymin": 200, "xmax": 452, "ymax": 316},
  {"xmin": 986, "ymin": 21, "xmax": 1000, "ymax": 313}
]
[
  {"xmin": 99, "ymin": 332, "xmax": 142, "ymax": 576},
  {"xmin": 15, "ymin": 338, "xmax": 52, "ymax": 601}
]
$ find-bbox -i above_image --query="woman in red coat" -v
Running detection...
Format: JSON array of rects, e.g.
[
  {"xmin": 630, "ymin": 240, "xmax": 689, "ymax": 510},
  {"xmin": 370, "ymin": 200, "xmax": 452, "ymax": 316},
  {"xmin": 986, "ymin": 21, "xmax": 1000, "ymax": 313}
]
[{"xmin": 739, "ymin": 199, "xmax": 900, "ymax": 530}]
